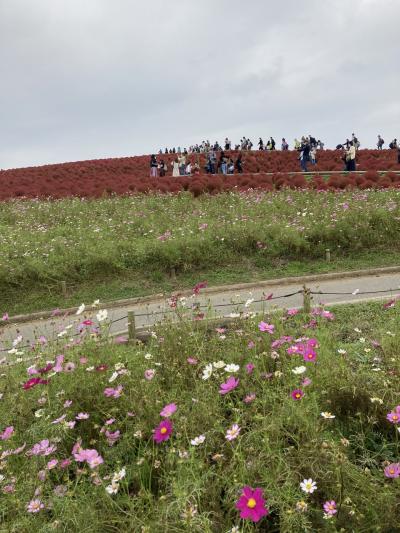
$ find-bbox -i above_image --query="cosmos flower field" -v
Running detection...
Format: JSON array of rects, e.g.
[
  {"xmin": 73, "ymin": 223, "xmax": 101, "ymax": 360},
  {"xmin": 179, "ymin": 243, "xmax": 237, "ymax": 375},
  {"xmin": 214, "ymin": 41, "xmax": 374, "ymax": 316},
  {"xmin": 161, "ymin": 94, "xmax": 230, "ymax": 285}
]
[
  {"xmin": 1, "ymin": 188, "xmax": 400, "ymax": 316},
  {"xmin": 0, "ymin": 299, "xmax": 399, "ymax": 531}
]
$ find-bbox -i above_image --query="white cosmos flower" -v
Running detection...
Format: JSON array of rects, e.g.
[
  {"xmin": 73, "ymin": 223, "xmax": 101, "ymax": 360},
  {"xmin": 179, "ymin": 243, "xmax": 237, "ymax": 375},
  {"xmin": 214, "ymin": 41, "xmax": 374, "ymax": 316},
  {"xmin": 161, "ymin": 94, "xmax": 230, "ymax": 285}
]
[
  {"xmin": 105, "ymin": 481, "xmax": 119, "ymax": 495},
  {"xmin": 213, "ymin": 360, "xmax": 226, "ymax": 369},
  {"xmin": 112, "ymin": 467, "xmax": 126, "ymax": 482},
  {"xmin": 245, "ymin": 298, "xmax": 254, "ymax": 307},
  {"xmin": 190, "ymin": 435, "xmax": 206, "ymax": 446},
  {"xmin": 292, "ymin": 366, "xmax": 307, "ymax": 375},
  {"xmin": 320, "ymin": 412, "xmax": 335, "ymax": 419},
  {"xmin": 300, "ymin": 478, "xmax": 317, "ymax": 493},
  {"xmin": 202, "ymin": 364, "xmax": 213, "ymax": 380},
  {"xmin": 144, "ymin": 353, "xmax": 153, "ymax": 360},
  {"xmin": 225, "ymin": 364, "xmax": 240, "ymax": 373},
  {"xmin": 96, "ymin": 309, "xmax": 108, "ymax": 322},
  {"xmin": 370, "ymin": 397, "xmax": 383, "ymax": 404},
  {"xmin": 57, "ymin": 330, "xmax": 67, "ymax": 338},
  {"xmin": 109, "ymin": 372, "xmax": 119, "ymax": 383},
  {"xmin": 92, "ymin": 299, "xmax": 100, "ymax": 308},
  {"xmin": 76, "ymin": 303, "xmax": 85, "ymax": 315},
  {"xmin": 337, "ymin": 349, "xmax": 347, "ymax": 355}
]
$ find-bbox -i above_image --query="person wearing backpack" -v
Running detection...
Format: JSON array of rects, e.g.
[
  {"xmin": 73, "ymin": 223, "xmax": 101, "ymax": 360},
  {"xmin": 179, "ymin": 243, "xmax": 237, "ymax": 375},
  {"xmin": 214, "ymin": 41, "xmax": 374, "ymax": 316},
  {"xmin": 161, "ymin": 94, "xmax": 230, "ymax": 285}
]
[{"xmin": 377, "ymin": 135, "xmax": 384, "ymax": 150}]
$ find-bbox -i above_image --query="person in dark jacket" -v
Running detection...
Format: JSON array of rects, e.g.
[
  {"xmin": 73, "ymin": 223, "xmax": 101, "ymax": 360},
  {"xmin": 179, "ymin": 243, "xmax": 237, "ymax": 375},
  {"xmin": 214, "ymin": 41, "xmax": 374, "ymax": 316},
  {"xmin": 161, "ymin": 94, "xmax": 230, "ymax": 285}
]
[
  {"xmin": 235, "ymin": 154, "xmax": 243, "ymax": 173},
  {"xmin": 150, "ymin": 155, "xmax": 158, "ymax": 177}
]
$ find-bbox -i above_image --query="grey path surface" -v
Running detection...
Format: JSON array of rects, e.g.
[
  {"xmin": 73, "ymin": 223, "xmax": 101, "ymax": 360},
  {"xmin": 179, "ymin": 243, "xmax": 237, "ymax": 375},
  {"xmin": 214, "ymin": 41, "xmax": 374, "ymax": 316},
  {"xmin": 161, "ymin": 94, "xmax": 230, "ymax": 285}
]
[{"xmin": 1, "ymin": 271, "xmax": 400, "ymax": 356}]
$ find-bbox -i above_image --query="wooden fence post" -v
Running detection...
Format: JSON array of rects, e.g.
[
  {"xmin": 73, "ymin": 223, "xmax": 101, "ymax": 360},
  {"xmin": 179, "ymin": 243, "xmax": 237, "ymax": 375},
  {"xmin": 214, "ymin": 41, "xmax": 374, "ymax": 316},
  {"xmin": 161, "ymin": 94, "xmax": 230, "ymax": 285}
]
[
  {"xmin": 128, "ymin": 311, "xmax": 136, "ymax": 343},
  {"xmin": 303, "ymin": 285, "xmax": 311, "ymax": 314},
  {"xmin": 61, "ymin": 281, "xmax": 67, "ymax": 298}
]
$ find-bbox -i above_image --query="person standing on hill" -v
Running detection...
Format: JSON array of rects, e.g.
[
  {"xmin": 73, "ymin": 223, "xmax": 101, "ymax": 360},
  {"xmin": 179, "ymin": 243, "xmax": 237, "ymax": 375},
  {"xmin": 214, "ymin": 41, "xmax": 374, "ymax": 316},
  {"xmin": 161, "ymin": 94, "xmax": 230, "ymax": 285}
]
[
  {"xmin": 398, "ymin": 143, "xmax": 400, "ymax": 164},
  {"xmin": 298, "ymin": 138, "xmax": 310, "ymax": 172},
  {"xmin": 377, "ymin": 135, "xmax": 384, "ymax": 150},
  {"xmin": 270, "ymin": 137, "xmax": 276, "ymax": 150},
  {"xmin": 346, "ymin": 141, "xmax": 356, "ymax": 171},
  {"xmin": 258, "ymin": 137, "xmax": 264, "ymax": 150},
  {"xmin": 150, "ymin": 155, "xmax": 158, "ymax": 177},
  {"xmin": 235, "ymin": 153, "xmax": 243, "ymax": 173},
  {"xmin": 171, "ymin": 157, "xmax": 180, "ymax": 177},
  {"xmin": 281, "ymin": 138, "xmax": 289, "ymax": 150}
]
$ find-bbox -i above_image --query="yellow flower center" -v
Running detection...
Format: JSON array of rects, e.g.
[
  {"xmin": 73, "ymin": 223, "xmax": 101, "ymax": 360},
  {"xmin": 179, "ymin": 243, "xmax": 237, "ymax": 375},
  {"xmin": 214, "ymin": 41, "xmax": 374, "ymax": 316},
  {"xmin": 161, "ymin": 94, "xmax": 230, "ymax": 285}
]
[
  {"xmin": 295, "ymin": 393, "xmax": 301, "ymax": 398},
  {"xmin": 393, "ymin": 415, "xmax": 399, "ymax": 421},
  {"xmin": 389, "ymin": 468, "xmax": 395, "ymax": 474},
  {"xmin": 160, "ymin": 427, "xmax": 167, "ymax": 434},
  {"xmin": 247, "ymin": 498, "xmax": 257, "ymax": 509}
]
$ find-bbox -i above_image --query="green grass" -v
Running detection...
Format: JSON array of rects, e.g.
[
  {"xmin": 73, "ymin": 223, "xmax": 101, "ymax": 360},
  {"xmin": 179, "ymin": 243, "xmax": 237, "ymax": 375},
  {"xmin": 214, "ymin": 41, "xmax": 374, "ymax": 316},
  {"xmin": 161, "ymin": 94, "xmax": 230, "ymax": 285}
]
[
  {"xmin": 1, "ymin": 190, "xmax": 400, "ymax": 316},
  {"xmin": 0, "ymin": 300, "xmax": 399, "ymax": 532},
  {"xmin": 4, "ymin": 248, "xmax": 400, "ymax": 317}
]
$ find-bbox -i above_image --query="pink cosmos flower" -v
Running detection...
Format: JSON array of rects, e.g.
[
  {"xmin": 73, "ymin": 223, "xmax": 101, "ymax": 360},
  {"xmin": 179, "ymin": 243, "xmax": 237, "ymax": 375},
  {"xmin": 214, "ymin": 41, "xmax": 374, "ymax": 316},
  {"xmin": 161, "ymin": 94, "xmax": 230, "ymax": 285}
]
[
  {"xmin": 52, "ymin": 414, "xmax": 67, "ymax": 425},
  {"xmin": 287, "ymin": 308, "xmax": 299, "ymax": 316},
  {"xmin": 302, "ymin": 377, "xmax": 312, "ymax": 387},
  {"xmin": 74, "ymin": 448, "xmax": 104, "ymax": 469},
  {"xmin": 323, "ymin": 500, "xmax": 337, "ymax": 516},
  {"xmin": 247, "ymin": 341, "xmax": 255, "ymax": 349},
  {"xmin": 28, "ymin": 439, "xmax": 57, "ymax": 456},
  {"xmin": 291, "ymin": 389, "xmax": 305, "ymax": 401},
  {"xmin": 144, "ymin": 369, "xmax": 155, "ymax": 380},
  {"xmin": 79, "ymin": 357, "xmax": 88, "ymax": 364},
  {"xmin": 187, "ymin": 357, "xmax": 198, "ymax": 365},
  {"xmin": 0, "ymin": 426, "xmax": 14, "ymax": 441},
  {"xmin": 53, "ymin": 354, "xmax": 64, "ymax": 373},
  {"xmin": 105, "ymin": 418, "xmax": 115, "ymax": 425},
  {"xmin": 160, "ymin": 403, "xmax": 177, "ymax": 418},
  {"xmin": 105, "ymin": 429, "xmax": 121, "ymax": 446},
  {"xmin": 246, "ymin": 363, "xmax": 255, "ymax": 374},
  {"xmin": 384, "ymin": 463, "xmax": 400, "ymax": 478},
  {"xmin": 64, "ymin": 400, "xmax": 72, "ymax": 408},
  {"xmin": 104, "ymin": 385, "xmax": 123, "ymax": 398},
  {"xmin": 27, "ymin": 499, "xmax": 45, "ymax": 513},
  {"xmin": 2, "ymin": 484, "xmax": 15, "ymax": 494},
  {"xmin": 47, "ymin": 459, "xmax": 58, "ymax": 470},
  {"xmin": 76, "ymin": 412, "xmax": 90, "ymax": 420},
  {"xmin": 225, "ymin": 424, "xmax": 241, "ymax": 441},
  {"xmin": 219, "ymin": 376, "xmax": 239, "ymax": 395},
  {"xmin": 244, "ymin": 393, "xmax": 256, "ymax": 403},
  {"xmin": 64, "ymin": 362, "xmax": 76, "ymax": 373},
  {"xmin": 95, "ymin": 364, "xmax": 108, "ymax": 372},
  {"xmin": 236, "ymin": 486, "xmax": 269, "ymax": 522},
  {"xmin": 2, "ymin": 313, "xmax": 9, "ymax": 322},
  {"xmin": 258, "ymin": 322, "xmax": 275, "ymax": 334},
  {"xmin": 153, "ymin": 420, "xmax": 173, "ymax": 443},
  {"xmin": 60, "ymin": 459, "xmax": 71, "ymax": 469}
]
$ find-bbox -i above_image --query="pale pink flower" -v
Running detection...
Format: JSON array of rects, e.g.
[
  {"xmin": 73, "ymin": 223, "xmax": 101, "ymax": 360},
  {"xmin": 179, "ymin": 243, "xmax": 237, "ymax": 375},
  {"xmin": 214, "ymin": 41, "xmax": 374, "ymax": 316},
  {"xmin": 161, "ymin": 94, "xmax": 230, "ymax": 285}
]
[
  {"xmin": 144, "ymin": 369, "xmax": 155, "ymax": 380},
  {"xmin": 0, "ymin": 426, "xmax": 14, "ymax": 441},
  {"xmin": 104, "ymin": 385, "xmax": 123, "ymax": 398},
  {"xmin": 160, "ymin": 403, "xmax": 177, "ymax": 418},
  {"xmin": 76, "ymin": 412, "xmax": 90, "ymax": 420},
  {"xmin": 27, "ymin": 499, "xmax": 45, "ymax": 513},
  {"xmin": 258, "ymin": 322, "xmax": 275, "ymax": 334}
]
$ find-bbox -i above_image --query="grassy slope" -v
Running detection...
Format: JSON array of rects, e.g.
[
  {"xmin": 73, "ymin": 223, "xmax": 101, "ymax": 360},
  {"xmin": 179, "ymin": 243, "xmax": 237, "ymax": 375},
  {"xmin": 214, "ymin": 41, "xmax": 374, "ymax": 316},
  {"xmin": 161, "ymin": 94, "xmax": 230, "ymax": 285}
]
[
  {"xmin": 1, "ymin": 190, "xmax": 400, "ymax": 316},
  {"xmin": 0, "ymin": 301, "xmax": 399, "ymax": 531}
]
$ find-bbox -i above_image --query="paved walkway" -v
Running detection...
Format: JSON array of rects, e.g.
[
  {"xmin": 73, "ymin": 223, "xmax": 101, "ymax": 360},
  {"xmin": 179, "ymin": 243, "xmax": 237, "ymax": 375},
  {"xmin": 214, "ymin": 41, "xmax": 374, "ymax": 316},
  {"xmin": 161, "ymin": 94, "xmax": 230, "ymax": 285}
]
[{"xmin": 1, "ymin": 270, "xmax": 399, "ymax": 357}]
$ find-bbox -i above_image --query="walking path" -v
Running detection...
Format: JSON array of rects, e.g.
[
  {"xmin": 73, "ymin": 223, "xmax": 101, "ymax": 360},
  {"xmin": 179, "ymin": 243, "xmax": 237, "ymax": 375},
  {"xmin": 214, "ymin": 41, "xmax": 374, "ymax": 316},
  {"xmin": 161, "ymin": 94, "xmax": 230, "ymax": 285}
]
[{"xmin": 1, "ymin": 268, "xmax": 399, "ymax": 357}]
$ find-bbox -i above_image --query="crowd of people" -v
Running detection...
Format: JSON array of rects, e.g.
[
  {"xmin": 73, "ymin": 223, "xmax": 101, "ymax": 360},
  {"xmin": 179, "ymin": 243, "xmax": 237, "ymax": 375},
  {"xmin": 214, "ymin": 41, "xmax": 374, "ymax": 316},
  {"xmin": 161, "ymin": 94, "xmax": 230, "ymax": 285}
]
[{"xmin": 150, "ymin": 133, "xmax": 400, "ymax": 176}]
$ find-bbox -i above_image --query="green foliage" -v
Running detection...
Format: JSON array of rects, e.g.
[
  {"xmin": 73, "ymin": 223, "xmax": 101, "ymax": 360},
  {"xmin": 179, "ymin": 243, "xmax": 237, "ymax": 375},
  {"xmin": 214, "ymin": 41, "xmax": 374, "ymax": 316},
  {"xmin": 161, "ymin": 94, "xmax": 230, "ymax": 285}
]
[{"xmin": 0, "ymin": 301, "xmax": 399, "ymax": 531}]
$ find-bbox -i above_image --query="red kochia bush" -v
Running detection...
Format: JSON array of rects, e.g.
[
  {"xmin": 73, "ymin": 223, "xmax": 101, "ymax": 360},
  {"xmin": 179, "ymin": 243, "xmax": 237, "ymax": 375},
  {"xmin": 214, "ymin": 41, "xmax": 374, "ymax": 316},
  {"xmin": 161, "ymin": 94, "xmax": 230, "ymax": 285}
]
[{"xmin": 0, "ymin": 150, "xmax": 399, "ymax": 200}]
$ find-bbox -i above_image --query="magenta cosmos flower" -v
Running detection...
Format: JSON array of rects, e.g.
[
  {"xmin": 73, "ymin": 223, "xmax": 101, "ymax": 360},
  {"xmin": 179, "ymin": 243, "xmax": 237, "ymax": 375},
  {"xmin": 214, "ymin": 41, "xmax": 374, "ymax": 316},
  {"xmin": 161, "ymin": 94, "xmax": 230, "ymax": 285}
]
[
  {"xmin": 219, "ymin": 376, "xmax": 239, "ymax": 395},
  {"xmin": 303, "ymin": 349, "xmax": 317, "ymax": 362},
  {"xmin": 323, "ymin": 500, "xmax": 337, "ymax": 516},
  {"xmin": 153, "ymin": 420, "xmax": 173, "ymax": 443},
  {"xmin": 236, "ymin": 486, "xmax": 269, "ymax": 522},
  {"xmin": 384, "ymin": 463, "xmax": 400, "ymax": 478},
  {"xmin": 258, "ymin": 322, "xmax": 275, "ymax": 334},
  {"xmin": 291, "ymin": 389, "xmax": 304, "ymax": 400},
  {"xmin": 386, "ymin": 406, "xmax": 400, "ymax": 424},
  {"xmin": 160, "ymin": 403, "xmax": 177, "ymax": 418}
]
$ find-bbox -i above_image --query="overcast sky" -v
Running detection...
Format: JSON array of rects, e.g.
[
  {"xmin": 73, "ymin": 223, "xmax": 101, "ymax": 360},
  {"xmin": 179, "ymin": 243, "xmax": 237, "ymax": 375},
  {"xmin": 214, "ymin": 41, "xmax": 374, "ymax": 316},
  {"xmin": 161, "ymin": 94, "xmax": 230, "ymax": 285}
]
[{"xmin": 1, "ymin": 0, "xmax": 399, "ymax": 169}]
